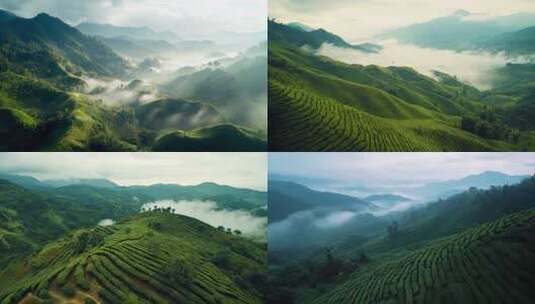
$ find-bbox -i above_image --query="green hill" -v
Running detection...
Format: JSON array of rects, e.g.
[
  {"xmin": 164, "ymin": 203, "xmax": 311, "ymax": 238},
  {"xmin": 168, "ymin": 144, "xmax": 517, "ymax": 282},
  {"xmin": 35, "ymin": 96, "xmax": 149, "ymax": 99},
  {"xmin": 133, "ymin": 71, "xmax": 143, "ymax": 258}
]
[
  {"xmin": 269, "ymin": 20, "xmax": 529, "ymax": 151},
  {"xmin": 311, "ymin": 209, "xmax": 535, "ymax": 304},
  {"xmin": 153, "ymin": 124, "xmax": 267, "ymax": 152},
  {"xmin": 268, "ymin": 21, "xmax": 380, "ymax": 53},
  {"xmin": 0, "ymin": 212, "xmax": 266, "ymax": 304},
  {"xmin": 135, "ymin": 98, "xmax": 225, "ymax": 133}
]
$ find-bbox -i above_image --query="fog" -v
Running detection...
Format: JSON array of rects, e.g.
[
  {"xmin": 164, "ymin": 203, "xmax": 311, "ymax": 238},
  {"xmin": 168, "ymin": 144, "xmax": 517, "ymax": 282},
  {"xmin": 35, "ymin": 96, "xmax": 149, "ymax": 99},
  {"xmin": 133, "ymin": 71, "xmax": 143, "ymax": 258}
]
[
  {"xmin": 142, "ymin": 200, "xmax": 266, "ymax": 240},
  {"xmin": 98, "ymin": 219, "xmax": 115, "ymax": 226},
  {"xmin": 317, "ymin": 41, "xmax": 532, "ymax": 90}
]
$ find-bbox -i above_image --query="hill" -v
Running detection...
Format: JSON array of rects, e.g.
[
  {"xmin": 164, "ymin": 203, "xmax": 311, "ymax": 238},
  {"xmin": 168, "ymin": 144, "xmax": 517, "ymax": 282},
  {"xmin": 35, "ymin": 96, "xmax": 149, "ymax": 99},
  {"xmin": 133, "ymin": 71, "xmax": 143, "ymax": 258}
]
[
  {"xmin": 135, "ymin": 98, "xmax": 225, "ymax": 133},
  {"xmin": 269, "ymin": 181, "xmax": 373, "ymax": 211},
  {"xmin": 153, "ymin": 124, "xmax": 267, "ymax": 152},
  {"xmin": 269, "ymin": 20, "xmax": 380, "ymax": 53},
  {"xmin": 312, "ymin": 209, "xmax": 535, "ymax": 304},
  {"xmin": 478, "ymin": 26, "xmax": 535, "ymax": 56},
  {"xmin": 0, "ymin": 13, "xmax": 129, "ymax": 84},
  {"xmin": 0, "ymin": 180, "xmax": 145, "ymax": 268},
  {"xmin": 0, "ymin": 212, "xmax": 266, "ymax": 304},
  {"xmin": 268, "ymin": 21, "xmax": 530, "ymax": 151}
]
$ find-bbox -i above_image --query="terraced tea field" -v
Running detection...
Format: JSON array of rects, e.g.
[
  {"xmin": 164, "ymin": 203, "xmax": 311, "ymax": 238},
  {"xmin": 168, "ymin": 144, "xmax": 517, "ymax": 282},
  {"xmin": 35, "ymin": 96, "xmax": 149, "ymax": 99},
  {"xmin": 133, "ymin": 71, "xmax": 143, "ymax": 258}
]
[
  {"xmin": 0, "ymin": 213, "xmax": 266, "ymax": 304},
  {"xmin": 269, "ymin": 83, "xmax": 504, "ymax": 151},
  {"xmin": 312, "ymin": 209, "xmax": 535, "ymax": 304}
]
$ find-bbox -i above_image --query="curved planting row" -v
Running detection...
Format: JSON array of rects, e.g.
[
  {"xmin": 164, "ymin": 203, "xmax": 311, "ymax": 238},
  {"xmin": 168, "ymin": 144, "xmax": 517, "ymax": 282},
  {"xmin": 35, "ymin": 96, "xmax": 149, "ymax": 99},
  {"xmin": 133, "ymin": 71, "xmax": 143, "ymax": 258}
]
[
  {"xmin": 313, "ymin": 210, "xmax": 535, "ymax": 304},
  {"xmin": 269, "ymin": 82, "xmax": 435, "ymax": 151}
]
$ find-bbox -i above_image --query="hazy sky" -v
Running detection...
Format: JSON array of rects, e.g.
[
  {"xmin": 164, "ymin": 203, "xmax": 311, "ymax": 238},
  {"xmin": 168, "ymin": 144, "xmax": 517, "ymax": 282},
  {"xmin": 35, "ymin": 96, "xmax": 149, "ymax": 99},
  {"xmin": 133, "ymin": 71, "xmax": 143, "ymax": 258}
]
[
  {"xmin": 0, "ymin": 0, "xmax": 266, "ymax": 35},
  {"xmin": 0, "ymin": 153, "xmax": 267, "ymax": 190},
  {"xmin": 270, "ymin": 0, "xmax": 535, "ymax": 41},
  {"xmin": 270, "ymin": 153, "xmax": 535, "ymax": 186}
]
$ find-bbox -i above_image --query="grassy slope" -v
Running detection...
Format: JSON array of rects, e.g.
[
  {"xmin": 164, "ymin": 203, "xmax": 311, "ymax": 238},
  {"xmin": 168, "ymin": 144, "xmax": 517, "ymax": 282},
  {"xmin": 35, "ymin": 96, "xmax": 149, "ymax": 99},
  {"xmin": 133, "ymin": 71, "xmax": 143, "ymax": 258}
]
[
  {"xmin": 153, "ymin": 124, "xmax": 267, "ymax": 152},
  {"xmin": 0, "ymin": 212, "xmax": 266, "ymax": 304},
  {"xmin": 311, "ymin": 209, "xmax": 535, "ymax": 304},
  {"xmin": 268, "ymin": 42, "xmax": 516, "ymax": 151}
]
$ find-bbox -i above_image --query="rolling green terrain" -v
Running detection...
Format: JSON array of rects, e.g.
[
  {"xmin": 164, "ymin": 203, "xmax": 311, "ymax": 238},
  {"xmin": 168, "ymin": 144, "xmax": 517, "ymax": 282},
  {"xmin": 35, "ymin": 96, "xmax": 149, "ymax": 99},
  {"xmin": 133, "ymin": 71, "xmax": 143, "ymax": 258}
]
[
  {"xmin": 312, "ymin": 210, "xmax": 534, "ymax": 304},
  {"xmin": 267, "ymin": 175, "xmax": 535, "ymax": 304},
  {"xmin": 268, "ymin": 20, "xmax": 535, "ymax": 151},
  {"xmin": 0, "ymin": 10, "xmax": 266, "ymax": 151},
  {"xmin": 0, "ymin": 212, "xmax": 266, "ymax": 304},
  {"xmin": 0, "ymin": 175, "xmax": 267, "ymax": 303}
]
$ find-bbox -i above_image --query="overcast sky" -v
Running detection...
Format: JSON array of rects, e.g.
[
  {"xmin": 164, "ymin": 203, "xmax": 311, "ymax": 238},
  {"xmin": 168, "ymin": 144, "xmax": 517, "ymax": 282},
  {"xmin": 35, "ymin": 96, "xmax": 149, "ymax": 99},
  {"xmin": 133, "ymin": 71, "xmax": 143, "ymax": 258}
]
[
  {"xmin": 0, "ymin": 0, "xmax": 266, "ymax": 36},
  {"xmin": 270, "ymin": 0, "xmax": 535, "ymax": 41},
  {"xmin": 0, "ymin": 153, "xmax": 267, "ymax": 190},
  {"xmin": 270, "ymin": 153, "xmax": 535, "ymax": 186}
]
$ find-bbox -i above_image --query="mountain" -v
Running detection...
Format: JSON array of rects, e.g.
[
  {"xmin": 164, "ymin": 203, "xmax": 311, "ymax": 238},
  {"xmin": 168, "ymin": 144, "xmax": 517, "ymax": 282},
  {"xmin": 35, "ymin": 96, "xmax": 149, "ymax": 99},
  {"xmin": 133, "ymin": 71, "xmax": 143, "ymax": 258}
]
[
  {"xmin": 126, "ymin": 181, "xmax": 267, "ymax": 212},
  {"xmin": 379, "ymin": 10, "xmax": 535, "ymax": 50},
  {"xmin": 0, "ymin": 12, "xmax": 129, "ymax": 83},
  {"xmin": 44, "ymin": 178, "xmax": 119, "ymax": 188},
  {"xmin": 0, "ymin": 9, "xmax": 16, "ymax": 23},
  {"xmin": 269, "ymin": 181, "xmax": 374, "ymax": 216},
  {"xmin": 269, "ymin": 20, "xmax": 380, "ymax": 53},
  {"xmin": 76, "ymin": 22, "xmax": 180, "ymax": 42},
  {"xmin": 414, "ymin": 170, "xmax": 530, "ymax": 200},
  {"xmin": 152, "ymin": 124, "xmax": 267, "ymax": 152},
  {"xmin": 477, "ymin": 26, "xmax": 535, "ymax": 55},
  {"xmin": 0, "ymin": 212, "xmax": 266, "ymax": 303},
  {"xmin": 0, "ymin": 173, "xmax": 47, "ymax": 189},
  {"xmin": 311, "ymin": 209, "xmax": 535, "ymax": 304},
  {"xmin": 287, "ymin": 22, "xmax": 315, "ymax": 32}
]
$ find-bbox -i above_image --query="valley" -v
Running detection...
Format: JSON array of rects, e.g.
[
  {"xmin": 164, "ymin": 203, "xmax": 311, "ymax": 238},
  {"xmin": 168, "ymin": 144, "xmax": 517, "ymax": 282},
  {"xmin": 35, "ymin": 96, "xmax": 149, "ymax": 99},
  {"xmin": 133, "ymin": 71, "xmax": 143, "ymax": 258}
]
[
  {"xmin": 267, "ymin": 154, "xmax": 535, "ymax": 304},
  {"xmin": 0, "ymin": 9, "xmax": 267, "ymax": 151}
]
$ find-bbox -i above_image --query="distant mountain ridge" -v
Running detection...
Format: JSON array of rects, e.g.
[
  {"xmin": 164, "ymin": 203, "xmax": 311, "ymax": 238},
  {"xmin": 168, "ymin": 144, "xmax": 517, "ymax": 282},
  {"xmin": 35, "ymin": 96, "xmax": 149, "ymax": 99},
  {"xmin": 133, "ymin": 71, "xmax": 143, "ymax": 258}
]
[
  {"xmin": 269, "ymin": 20, "xmax": 381, "ymax": 53},
  {"xmin": 379, "ymin": 10, "xmax": 535, "ymax": 50},
  {"xmin": 76, "ymin": 22, "xmax": 180, "ymax": 42}
]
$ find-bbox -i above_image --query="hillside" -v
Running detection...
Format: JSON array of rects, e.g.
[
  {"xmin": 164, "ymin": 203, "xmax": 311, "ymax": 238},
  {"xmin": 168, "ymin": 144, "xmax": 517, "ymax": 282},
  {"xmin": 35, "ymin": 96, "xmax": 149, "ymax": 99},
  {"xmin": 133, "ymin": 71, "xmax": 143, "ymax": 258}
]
[
  {"xmin": 0, "ymin": 180, "xmax": 145, "ymax": 268},
  {"xmin": 153, "ymin": 124, "xmax": 267, "ymax": 152},
  {"xmin": 268, "ymin": 20, "xmax": 380, "ymax": 53},
  {"xmin": 268, "ymin": 21, "xmax": 531, "ymax": 151},
  {"xmin": 0, "ymin": 212, "xmax": 266, "ymax": 304},
  {"xmin": 312, "ymin": 209, "xmax": 535, "ymax": 304},
  {"xmin": 0, "ymin": 13, "xmax": 129, "ymax": 84},
  {"xmin": 269, "ymin": 181, "xmax": 373, "ymax": 214}
]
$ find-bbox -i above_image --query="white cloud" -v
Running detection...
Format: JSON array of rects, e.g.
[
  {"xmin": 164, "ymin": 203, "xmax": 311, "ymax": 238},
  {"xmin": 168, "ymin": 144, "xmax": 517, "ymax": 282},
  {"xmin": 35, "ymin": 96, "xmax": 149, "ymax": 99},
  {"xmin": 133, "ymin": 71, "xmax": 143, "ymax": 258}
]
[
  {"xmin": 142, "ymin": 200, "xmax": 266, "ymax": 239},
  {"xmin": 0, "ymin": 153, "xmax": 267, "ymax": 190}
]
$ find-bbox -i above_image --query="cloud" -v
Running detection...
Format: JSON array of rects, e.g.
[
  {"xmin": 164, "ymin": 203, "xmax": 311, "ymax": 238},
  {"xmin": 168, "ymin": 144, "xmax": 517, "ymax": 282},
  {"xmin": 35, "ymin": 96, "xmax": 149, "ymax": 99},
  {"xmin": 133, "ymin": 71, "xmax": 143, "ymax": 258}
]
[
  {"xmin": 0, "ymin": 153, "xmax": 267, "ymax": 190},
  {"xmin": 317, "ymin": 41, "xmax": 532, "ymax": 90},
  {"xmin": 142, "ymin": 200, "xmax": 266, "ymax": 240}
]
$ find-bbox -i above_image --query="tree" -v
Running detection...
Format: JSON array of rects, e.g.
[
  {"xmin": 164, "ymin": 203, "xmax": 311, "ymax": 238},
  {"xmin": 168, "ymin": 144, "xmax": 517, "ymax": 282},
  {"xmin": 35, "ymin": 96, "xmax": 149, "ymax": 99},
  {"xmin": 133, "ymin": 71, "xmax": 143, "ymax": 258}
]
[{"xmin": 233, "ymin": 230, "xmax": 242, "ymax": 236}]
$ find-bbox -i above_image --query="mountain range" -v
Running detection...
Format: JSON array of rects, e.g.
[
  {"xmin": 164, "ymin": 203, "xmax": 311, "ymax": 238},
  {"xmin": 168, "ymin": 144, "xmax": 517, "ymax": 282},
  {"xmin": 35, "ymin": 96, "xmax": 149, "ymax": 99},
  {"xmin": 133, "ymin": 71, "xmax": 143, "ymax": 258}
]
[{"xmin": 0, "ymin": 9, "xmax": 267, "ymax": 151}]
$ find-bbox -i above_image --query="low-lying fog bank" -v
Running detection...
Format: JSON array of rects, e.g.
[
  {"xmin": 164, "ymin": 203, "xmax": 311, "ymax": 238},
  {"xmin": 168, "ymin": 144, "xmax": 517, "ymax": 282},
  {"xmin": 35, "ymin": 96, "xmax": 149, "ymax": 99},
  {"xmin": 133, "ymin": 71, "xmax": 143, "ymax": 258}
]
[
  {"xmin": 317, "ymin": 40, "xmax": 533, "ymax": 90},
  {"xmin": 142, "ymin": 200, "xmax": 266, "ymax": 240}
]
